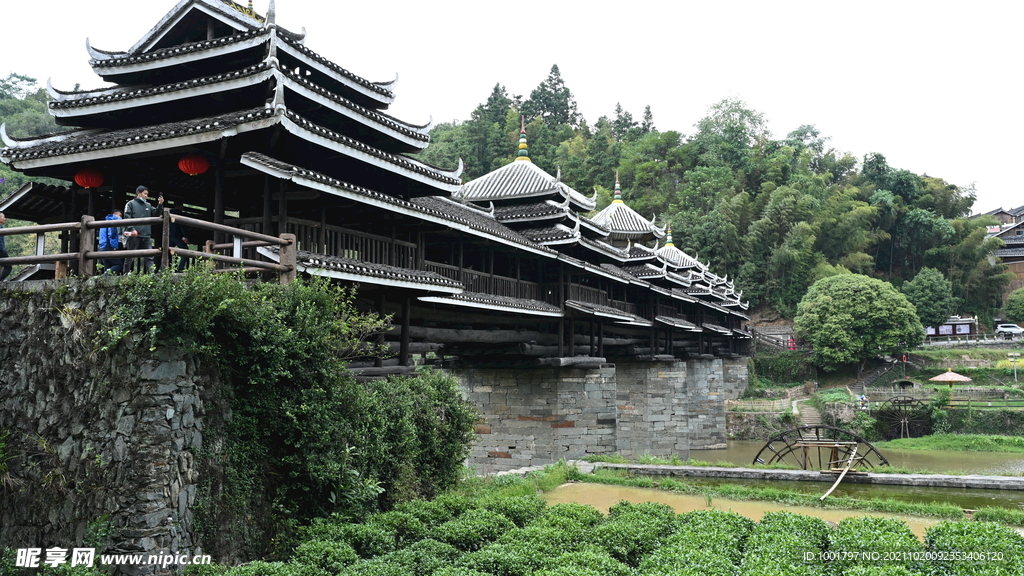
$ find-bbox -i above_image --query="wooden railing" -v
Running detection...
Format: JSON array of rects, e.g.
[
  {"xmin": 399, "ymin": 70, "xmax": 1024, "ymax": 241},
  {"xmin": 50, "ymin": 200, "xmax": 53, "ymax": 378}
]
[
  {"xmin": 423, "ymin": 262, "xmax": 539, "ymax": 300},
  {"xmin": 0, "ymin": 210, "xmax": 296, "ymax": 284}
]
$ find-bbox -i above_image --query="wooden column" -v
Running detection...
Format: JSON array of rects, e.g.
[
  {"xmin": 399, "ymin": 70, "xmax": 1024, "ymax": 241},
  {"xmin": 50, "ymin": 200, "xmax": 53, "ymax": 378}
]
[
  {"xmin": 278, "ymin": 233, "xmax": 297, "ymax": 285},
  {"xmin": 213, "ymin": 161, "xmax": 225, "ymax": 244},
  {"xmin": 262, "ymin": 175, "xmax": 272, "ymax": 236},
  {"xmin": 277, "ymin": 180, "xmax": 287, "ymax": 238},
  {"xmin": 598, "ymin": 321, "xmax": 604, "ymax": 358},
  {"xmin": 589, "ymin": 319, "xmax": 595, "ymax": 356},
  {"xmin": 78, "ymin": 215, "xmax": 95, "ymax": 276},
  {"xmin": 319, "ymin": 207, "xmax": 327, "ymax": 254},
  {"xmin": 374, "ymin": 292, "xmax": 386, "ymax": 368},
  {"xmin": 557, "ymin": 318, "xmax": 565, "ymax": 358},
  {"xmin": 160, "ymin": 208, "xmax": 171, "ymax": 271},
  {"xmin": 568, "ymin": 318, "xmax": 575, "ymax": 357},
  {"xmin": 400, "ymin": 296, "xmax": 411, "ymax": 366}
]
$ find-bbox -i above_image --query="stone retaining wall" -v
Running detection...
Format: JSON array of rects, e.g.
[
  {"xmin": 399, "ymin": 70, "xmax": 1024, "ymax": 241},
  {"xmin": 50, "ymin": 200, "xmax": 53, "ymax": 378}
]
[
  {"xmin": 0, "ymin": 280, "xmax": 212, "ymax": 575},
  {"xmin": 459, "ymin": 356, "xmax": 745, "ymax": 473}
]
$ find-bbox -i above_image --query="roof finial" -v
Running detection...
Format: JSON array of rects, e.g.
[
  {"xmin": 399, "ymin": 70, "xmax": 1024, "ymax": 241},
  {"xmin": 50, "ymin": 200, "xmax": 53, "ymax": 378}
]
[
  {"xmin": 613, "ymin": 170, "xmax": 623, "ymax": 204},
  {"xmin": 248, "ymin": 0, "xmax": 253, "ymax": 9},
  {"xmin": 515, "ymin": 115, "xmax": 531, "ymax": 162},
  {"xmin": 665, "ymin": 224, "xmax": 674, "ymax": 247}
]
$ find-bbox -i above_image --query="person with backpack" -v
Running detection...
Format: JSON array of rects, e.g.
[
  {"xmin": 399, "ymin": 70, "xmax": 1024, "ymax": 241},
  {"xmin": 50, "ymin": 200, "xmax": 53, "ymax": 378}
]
[{"xmin": 123, "ymin": 185, "xmax": 163, "ymax": 273}]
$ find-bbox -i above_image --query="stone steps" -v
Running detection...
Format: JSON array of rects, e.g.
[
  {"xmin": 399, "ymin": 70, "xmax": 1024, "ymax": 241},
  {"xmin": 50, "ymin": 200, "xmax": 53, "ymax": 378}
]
[{"xmin": 796, "ymin": 401, "xmax": 821, "ymax": 426}]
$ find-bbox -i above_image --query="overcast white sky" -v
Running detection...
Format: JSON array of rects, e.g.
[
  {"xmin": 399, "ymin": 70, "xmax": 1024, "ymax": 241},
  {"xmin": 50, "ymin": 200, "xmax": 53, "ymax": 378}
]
[{"xmin": 3, "ymin": 0, "xmax": 1020, "ymax": 214}]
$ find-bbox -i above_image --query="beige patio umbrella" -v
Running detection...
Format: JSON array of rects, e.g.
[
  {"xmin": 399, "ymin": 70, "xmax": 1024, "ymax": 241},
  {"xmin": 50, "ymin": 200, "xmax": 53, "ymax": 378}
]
[{"xmin": 929, "ymin": 369, "xmax": 972, "ymax": 403}]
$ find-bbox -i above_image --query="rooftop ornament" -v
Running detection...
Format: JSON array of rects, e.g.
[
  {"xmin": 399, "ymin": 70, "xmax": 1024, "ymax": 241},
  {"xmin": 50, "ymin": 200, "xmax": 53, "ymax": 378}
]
[
  {"xmin": 515, "ymin": 116, "xmax": 530, "ymax": 162},
  {"xmin": 73, "ymin": 168, "xmax": 104, "ymax": 189},
  {"xmin": 178, "ymin": 153, "xmax": 210, "ymax": 176}
]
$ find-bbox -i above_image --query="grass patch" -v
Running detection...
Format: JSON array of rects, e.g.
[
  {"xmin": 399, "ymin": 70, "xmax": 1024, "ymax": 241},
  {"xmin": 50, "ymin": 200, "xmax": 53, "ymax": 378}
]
[
  {"xmin": 875, "ymin": 433, "xmax": 1024, "ymax": 453},
  {"xmin": 580, "ymin": 470, "xmax": 967, "ymax": 520}
]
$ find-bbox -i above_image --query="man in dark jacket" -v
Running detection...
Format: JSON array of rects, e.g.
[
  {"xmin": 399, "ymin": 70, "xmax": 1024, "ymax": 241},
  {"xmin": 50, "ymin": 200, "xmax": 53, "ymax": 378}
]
[{"xmin": 123, "ymin": 185, "xmax": 163, "ymax": 273}]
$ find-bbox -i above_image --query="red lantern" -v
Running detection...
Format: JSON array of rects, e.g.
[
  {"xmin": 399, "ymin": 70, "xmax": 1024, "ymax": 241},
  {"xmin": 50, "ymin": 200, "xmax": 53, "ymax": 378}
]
[
  {"xmin": 73, "ymin": 168, "xmax": 104, "ymax": 189},
  {"xmin": 178, "ymin": 153, "xmax": 209, "ymax": 176}
]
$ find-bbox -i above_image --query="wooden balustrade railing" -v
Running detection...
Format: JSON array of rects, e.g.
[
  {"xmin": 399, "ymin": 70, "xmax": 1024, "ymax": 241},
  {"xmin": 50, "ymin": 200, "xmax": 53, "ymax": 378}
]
[{"xmin": 0, "ymin": 210, "xmax": 296, "ymax": 284}]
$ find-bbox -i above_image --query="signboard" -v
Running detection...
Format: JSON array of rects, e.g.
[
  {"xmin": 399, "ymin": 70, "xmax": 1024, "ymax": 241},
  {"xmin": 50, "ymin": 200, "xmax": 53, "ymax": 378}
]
[
  {"xmin": 926, "ymin": 326, "xmax": 937, "ymax": 335},
  {"xmin": 956, "ymin": 324, "xmax": 971, "ymax": 334},
  {"xmin": 938, "ymin": 325, "xmax": 954, "ymax": 335}
]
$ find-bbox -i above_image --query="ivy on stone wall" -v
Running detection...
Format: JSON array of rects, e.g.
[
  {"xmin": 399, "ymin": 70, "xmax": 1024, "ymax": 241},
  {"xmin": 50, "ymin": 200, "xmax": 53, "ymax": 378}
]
[{"xmin": 102, "ymin": 270, "xmax": 476, "ymax": 551}]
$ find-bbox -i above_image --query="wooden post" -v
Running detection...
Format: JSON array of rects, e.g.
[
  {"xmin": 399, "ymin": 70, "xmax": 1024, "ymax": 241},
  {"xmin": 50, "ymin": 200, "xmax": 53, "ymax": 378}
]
[
  {"xmin": 598, "ymin": 321, "xmax": 604, "ymax": 358},
  {"xmin": 400, "ymin": 296, "xmax": 411, "ymax": 366},
  {"xmin": 214, "ymin": 162, "xmax": 225, "ymax": 244},
  {"xmin": 278, "ymin": 233, "xmax": 297, "ymax": 284},
  {"xmin": 262, "ymin": 175, "xmax": 273, "ymax": 236},
  {"xmin": 319, "ymin": 207, "xmax": 327, "ymax": 254},
  {"xmin": 568, "ymin": 318, "xmax": 575, "ymax": 357},
  {"xmin": 161, "ymin": 208, "xmax": 171, "ymax": 271},
  {"xmin": 277, "ymin": 180, "xmax": 287, "ymax": 238},
  {"xmin": 79, "ymin": 215, "xmax": 96, "ymax": 276},
  {"xmin": 589, "ymin": 319, "xmax": 595, "ymax": 356},
  {"xmin": 558, "ymin": 318, "xmax": 565, "ymax": 358},
  {"xmin": 374, "ymin": 292, "xmax": 386, "ymax": 368}
]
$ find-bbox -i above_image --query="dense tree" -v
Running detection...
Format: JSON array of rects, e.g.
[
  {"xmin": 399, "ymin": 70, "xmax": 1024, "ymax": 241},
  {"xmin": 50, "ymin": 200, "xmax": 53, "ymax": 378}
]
[
  {"xmin": 413, "ymin": 68, "xmax": 1005, "ymax": 323},
  {"xmin": 902, "ymin": 268, "xmax": 959, "ymax": 330},
  {"xmin": 794, "ymin": 274, "xmax": 924, "ymax": 375},
  {"xmin": 520, "ymin": 65, "xmax": 580, "ymax": 128},
  {"xmin": 1005, "ymin": 288, "xmax": 1024, "ymax": 323}
]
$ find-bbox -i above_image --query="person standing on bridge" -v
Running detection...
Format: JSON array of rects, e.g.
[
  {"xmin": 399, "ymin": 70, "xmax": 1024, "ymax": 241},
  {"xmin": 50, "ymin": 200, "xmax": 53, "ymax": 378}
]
[{"xmin": 123, "ymin": 185, "xmax": 163, "ymax": 273}]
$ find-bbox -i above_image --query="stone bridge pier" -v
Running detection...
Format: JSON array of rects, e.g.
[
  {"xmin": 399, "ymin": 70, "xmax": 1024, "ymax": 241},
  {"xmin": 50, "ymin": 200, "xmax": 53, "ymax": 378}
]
[{"xmin": 456, "ymin": 357, "xmax": 749, "ymax": 474}]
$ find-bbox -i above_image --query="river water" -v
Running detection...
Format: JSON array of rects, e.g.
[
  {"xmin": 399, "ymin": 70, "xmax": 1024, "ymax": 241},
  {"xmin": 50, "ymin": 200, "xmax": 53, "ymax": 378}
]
[{"xmin": 683, "ymin": 440, "xmax": 1024, "ymax": 511}]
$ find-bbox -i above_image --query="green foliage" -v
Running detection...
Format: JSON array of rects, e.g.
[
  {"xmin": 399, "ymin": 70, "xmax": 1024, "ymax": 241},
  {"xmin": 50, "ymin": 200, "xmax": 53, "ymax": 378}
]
[
  {"xmin": 364, "ymin": 511, "xmax": 427, "ymax": 548},
  {"xmin": 455, "ymin": 542, "xmax": 542, "ymax": 576},
  {"xmin": 539, "ymin": 545, "xmax": 632, "ymax": 576},
  {"xmin": 479, "ymin": 495, "xmax": 546, "ymax": 527},
  {"xmin": 876, "ymin": 433, "xmax": 1024, "ymax": 453},
  {"xmin": 794, "ymin": 274, "xmax": 924, "ymax": 373},
  {"xmin": 429, "ymin": 509, "xmax": 515, "ymax": 552},
  {"xmin": 902, "ymin": 267, "xmax": 960, "ymax": 330},
  {"xmin": 1005, "ymin": 288, "xmax": 1024, "ymax": 323},
  {"xmin": 828, "ymin": 516, "xmax": 923, "ymax": 574},
  {"xmin": 97, "ymin": 269, "xmax": 474, "ymax": 552},
  {"xmin": 754, "ymin": 350, "xmax": 812, "ymax": 386},
  {"xmin": 292, "ymin": 540, "xmax": 359, "ymax": 574},
  {"xmin": 533, "ymin": 502, "xmax": 605, "ymax": 532},
  {"xmin": 301, "ymin": 520, "xmax": 396, "ymax": 559},
  {"xmin": 585, "ymin": 501, "xmax": 676, "ymax": 567},
  {"xmin": 925, "ymin": 521, "xmax": 1024, "ymax": 575}
]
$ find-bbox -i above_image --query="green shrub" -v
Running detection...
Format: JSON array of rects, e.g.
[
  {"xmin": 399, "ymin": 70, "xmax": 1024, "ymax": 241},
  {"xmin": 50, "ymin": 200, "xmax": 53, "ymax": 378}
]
[
  {"xmin": 398, "ymin": 538, "xmax": 462, "ymax": 575},
  {"xmin": 827, "ymin": 516, "xmax": 923, "ymax": 574},
  {"xmin": 639, "ymin": 545, "xmax": 737, "ymax": 576},
  {"xmin": 739, "ymin": 512, "xmax": 829, "ymax": 575},
  {"xmin": 364, "ymin": 511, "xmax": 427, "ymax": 547},
  {"xmin": 430, "ymin": 568, "xmax": 491, "ymax": 576},
  {"xmin": 301, "ymin": 520, "xmax": 395, "ymax": 559},
  {"xmin": 224, "ymin": 561, "xmax": 323, "ymax": 576},
  {"xmin": 665, "ymin": 509, "xmax": 754, "ymax": 565},
  {"xmin": 429, "ymin": 509, "xmax": 515, "ymax": 552},
  {"xmin": 456, "ymin": 542, "xmax": 542, "ymax": 576},
  {"xmin": 480, "ymin": 495, "xmax": 547, "ymax": 527},
  {"xmin": 925, "ymin": 521, "xmax": 1024, "ymax": 575},
  {"xmin": 533, "ymin": 502, "xmax": 605, "ymax": 532},
  {"xmin": 496, "ymin": 525, "xmax": 579, "ymax": 557},
  {"xmin": 841, "ymin": 567, "xmax": 925, "ymax": 576},
  {"xmin": 586, "ymin": 514, "xmax": 666, "ymax": 567},
  {"xmin": 392, "ymin": 500, "xmax": 453, "ymax": 528},
  {"xmin": 539, "ymin": 544, "xmax": 632, "ymax": 576},
  {"xmin": 292, "ymin": 540, "xmax": 359, "ymax": 574}
]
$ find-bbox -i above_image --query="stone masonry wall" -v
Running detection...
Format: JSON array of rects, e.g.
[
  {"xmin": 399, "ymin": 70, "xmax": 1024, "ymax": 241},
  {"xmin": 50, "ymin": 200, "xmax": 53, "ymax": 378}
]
[
  {"xmin": 0, "ymin": 280, "xmax": 212, "ymax": 575},
  {"xmin": 722, "ymin": 357, "xmax": 751, "ymax": 400},
  {"xmin": 456, "ymin": 365, "xmax": 617, "ymax": 475},
  {"xmin": 459, "ymin": 357, "xmax": 739, "ymax": 472}
]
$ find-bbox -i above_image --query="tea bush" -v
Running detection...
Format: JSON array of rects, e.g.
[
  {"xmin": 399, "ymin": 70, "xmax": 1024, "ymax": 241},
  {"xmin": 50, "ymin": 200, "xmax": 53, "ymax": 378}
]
[
  {"xmin": 480, "ymin": 494, "xmax": 547, "ymax": 527},
  {"xmin": 429, "ymin": 509, "xmax": 515, "ymax": 552},
  {"xmin": 291, "ymin": 539, "xmax": 359, "ymax": 574},
  {"xmin": 925, "ymin": 521, "xmax": 1024, "ymax": 575},
  {"xmin": 827, "ymin": 516, "xmax": 923, "ymax": 574}
]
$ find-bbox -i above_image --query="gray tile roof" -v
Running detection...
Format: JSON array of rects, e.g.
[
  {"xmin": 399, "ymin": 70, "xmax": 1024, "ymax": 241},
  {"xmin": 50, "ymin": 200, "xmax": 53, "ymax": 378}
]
[
  {"xmin": 262, "ymin": 246, "xmax": 462, "ymax": 290},
  {"xmin": 421, "ymin": 292, "xmax": 562, "ymax": 315},
  {"xmin": 459, "ymin": 160, "xmax": 596, "ymax": 210},
  {"xmin": 590, "ymin": 200, "xmax": 665, "ymax": 242},
  {"xmin": 90, "ymin": 28, "xmax": 268, "ymax": 68}
]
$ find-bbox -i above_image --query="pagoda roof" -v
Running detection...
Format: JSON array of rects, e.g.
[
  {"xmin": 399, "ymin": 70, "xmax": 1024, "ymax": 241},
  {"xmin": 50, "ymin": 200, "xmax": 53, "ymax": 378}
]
[
  {"xmin": 578, "ymin": 236, "xmax": 629, "ymax": 261},
  {"xmin": 259, "ymin": 246, "xmax": 462, "ymax": 293},
  {"xmin": 590, "ymin": 199, "xmax": 665, "ymax": 243},
  {"xmin": 241, "ymin": 153, "xmax": 555, "ymax": 258},
  {"xmin": 621, "ymin": 262, "xmax": 666, "ymax": 280},
  {"xmin": 655, "ymin": 242, "xmax": 701, "ymax": 269},
  {"xmin": 493, "ymin": 199, "xmax": 565, "ymax": 222},
  {"xmin": 48, "ymin": 60, "xmax": 429, "ymax": 152},
  {"xmin": 556, "ymin": 254, "xmax": 642, "ymax": 286},
  {"xmin": 460, "ymin": 159, "xmax": 596, "ymax": 211},
  {"xmin": 2, "ymin": 106, "xmax": 459, "ymax": 196},
  {"xmin": 0, "ymin": 182, "xmax": 73, "ymax": 224},
  {"xmin": 624, "ymin": 242, "xmax": 658, "ymax": 262},
  {"xmin": 518, "ymin": 223, "xmax": 579, "ymax": 245},
  {"xmin": 86, "ymin": 1, "xmax": 396, "ymax": 108},
  {"xmin": 419, "ymin": 292, "xmax": 563, "ymax": 317},
  {"xmin": 600, "ymin": 263, "xmax": 647, "ymax": 285},
  {"xmin": 564, "ymin": 300, "xmax": 653, "ymax": 327},
  {"xmin": 656, "ymin": 316, "xmax": 701, "ymax": 332}
]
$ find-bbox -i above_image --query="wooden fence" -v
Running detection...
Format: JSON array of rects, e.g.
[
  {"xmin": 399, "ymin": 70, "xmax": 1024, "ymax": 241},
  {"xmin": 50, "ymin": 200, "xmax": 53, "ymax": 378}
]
[
  {"xmin": 0, "ymin": 209, "xmax": 296, "ymax": 284},
  {"xmin": 726, "ymin": 398, "xmax": 793, "ymax": 412}
]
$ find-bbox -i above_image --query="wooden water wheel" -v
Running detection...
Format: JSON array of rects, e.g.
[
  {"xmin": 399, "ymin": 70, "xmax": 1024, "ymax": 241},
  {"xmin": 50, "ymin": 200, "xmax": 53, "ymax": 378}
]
[
  {"xmin": 752, "ymin": 425, "xmax": 889, "ymax": 470},
  {"xmin": 874, "ymin": 396, "xmax": 931, "ymax": 440}
]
